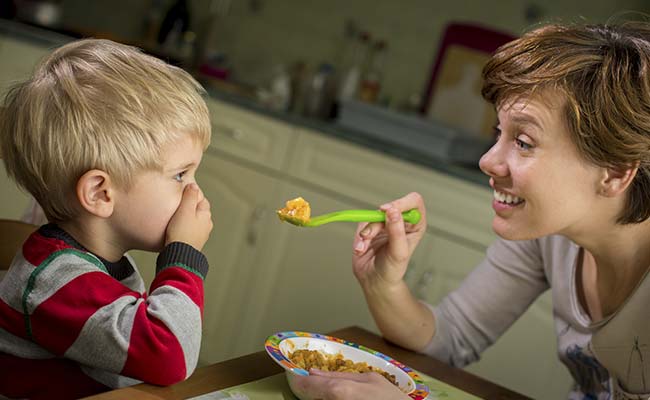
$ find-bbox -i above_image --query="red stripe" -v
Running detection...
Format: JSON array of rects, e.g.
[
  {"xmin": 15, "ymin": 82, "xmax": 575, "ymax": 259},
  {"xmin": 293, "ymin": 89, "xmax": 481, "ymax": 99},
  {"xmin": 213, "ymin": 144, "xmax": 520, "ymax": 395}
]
[
  {"xmin": 121, "ymin": 303, "xmax": 186, "ymax": 385},
  {"xmin": 0, "ymin": 353, "xmax": 108, "ymax": 400},
  {"xmin": 22, "ymin": 231, "xmax": 73, "ymax": 266},
  {"xmin": 31, "ymin": 272, "xmax": 141, "ymax": 355},
  {"xmin": 0, "ymin": 299, "xmax": 27, "ymax": 338},
  {"xmin": 152, "ymin": 267, "xmax": 205, "ymax": 312}
]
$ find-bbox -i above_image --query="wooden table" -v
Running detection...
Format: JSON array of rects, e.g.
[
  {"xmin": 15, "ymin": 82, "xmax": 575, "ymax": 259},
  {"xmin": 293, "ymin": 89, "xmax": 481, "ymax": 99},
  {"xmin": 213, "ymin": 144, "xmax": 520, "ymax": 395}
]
[{"xmin": 83, "ymin": 326, "xmax": 531, "ymax": 400}]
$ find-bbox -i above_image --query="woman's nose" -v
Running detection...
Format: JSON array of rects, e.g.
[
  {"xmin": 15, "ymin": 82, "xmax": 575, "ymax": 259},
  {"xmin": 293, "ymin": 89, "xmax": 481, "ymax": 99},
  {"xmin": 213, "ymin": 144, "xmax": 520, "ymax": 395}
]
[{"xmin": 479, "ymin": 140, "xmax": 508, "ymax": 178}]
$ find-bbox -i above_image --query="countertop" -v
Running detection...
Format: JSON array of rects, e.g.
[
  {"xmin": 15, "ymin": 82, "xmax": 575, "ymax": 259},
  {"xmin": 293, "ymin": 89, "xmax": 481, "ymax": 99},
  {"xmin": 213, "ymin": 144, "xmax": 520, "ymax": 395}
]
[{"xmin": 0, "ymin": 18, "xmax": 489, "ymax": 188}]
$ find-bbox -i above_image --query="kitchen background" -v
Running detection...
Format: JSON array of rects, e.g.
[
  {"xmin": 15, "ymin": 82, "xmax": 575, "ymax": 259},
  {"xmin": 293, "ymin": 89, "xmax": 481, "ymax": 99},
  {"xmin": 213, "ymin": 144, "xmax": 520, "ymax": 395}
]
[
  {"xmin": 1, "ymin": 1, "xmax": 648, "ymax": 399},
  {"xmin": 4, "ymin": 0, "xmax": 648, "ymax": 136}
]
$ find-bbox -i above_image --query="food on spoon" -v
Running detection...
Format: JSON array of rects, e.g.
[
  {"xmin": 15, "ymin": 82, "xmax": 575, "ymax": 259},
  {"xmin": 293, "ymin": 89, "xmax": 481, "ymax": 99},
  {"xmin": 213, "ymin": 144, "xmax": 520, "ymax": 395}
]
[
  {"xmin": 288, "ymin": 349, "xmax": 398, "ymax": 387},
  {"xmin": 277, "ymin": 197, "xmax": 311, "ymax": 225}
]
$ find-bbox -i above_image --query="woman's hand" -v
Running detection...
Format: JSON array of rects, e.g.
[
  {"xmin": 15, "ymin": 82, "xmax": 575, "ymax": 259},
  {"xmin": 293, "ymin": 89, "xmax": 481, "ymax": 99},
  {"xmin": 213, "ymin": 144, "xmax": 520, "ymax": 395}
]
[
  {"xmin": 352, "ymin": 192, "xmax": 427, "ymax": 290},
  {"xmin": 290, "ymin": 369, "xmax": 410, "ymax": 400}
]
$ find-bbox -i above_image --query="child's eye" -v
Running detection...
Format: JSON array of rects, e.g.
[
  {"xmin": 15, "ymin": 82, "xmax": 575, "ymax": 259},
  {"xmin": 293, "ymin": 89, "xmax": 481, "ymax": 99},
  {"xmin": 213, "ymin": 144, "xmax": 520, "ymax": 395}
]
[
  {"xmin": 174, "ymin": 171, "xmax": 187, "ymax": 182},
  {"xmin": 515, "ymin": 138, "xmax": 532, "ymax": 150}
]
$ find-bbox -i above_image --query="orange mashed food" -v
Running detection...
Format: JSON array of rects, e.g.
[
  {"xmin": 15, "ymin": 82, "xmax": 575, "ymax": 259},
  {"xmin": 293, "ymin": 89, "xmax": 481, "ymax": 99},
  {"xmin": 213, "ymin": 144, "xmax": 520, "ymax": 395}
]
[
  {"xmin": 277, "ymin": 197, "xmax": 311, "ymax": 223},
  {"xmin": 288, "ymin": 349, "xmax": 398, "ymax": 387}
]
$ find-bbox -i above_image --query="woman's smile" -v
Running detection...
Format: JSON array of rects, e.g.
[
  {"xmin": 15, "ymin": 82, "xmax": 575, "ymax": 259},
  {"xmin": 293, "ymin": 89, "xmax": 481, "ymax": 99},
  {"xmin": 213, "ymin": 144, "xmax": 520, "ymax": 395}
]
[{"xmin": 492, "ymin": 189, "xmax": 525, "ymax": 213}]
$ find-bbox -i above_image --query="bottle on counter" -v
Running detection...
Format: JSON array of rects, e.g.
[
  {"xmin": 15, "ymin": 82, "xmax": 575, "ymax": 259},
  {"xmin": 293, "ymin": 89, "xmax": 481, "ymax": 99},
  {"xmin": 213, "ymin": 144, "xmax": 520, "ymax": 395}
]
[
  {"xmin": 302, "ymin": 63, "xmax": 337, "ymax": 119},
  {"xmin": 157, "ymin": 0, "xmax": 191, "ymax": 59},
  {"xmin": 358, "ymin": 39, "xmax": 387, "ymax": 104},
  {"xmin": 338, "ymin": 30, "xmax": 371, "ymax": 103}
]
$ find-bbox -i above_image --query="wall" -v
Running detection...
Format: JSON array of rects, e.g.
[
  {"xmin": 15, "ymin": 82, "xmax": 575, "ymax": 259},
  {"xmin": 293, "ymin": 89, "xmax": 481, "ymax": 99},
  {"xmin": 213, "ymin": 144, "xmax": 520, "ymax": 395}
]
[
  {"xmin": 206, "ymin": 0, "xmax": 648, "ymax": 105},
  {"xmin": 53, "ymin": 0, "xmax": 648, "ymax": 110}
]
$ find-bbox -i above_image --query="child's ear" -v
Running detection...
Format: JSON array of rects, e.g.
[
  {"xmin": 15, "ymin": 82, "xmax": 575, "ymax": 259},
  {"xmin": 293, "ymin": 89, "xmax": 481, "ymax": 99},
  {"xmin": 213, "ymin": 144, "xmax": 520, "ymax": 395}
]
[
  {"xmin": 76, "ymin": 169, "xmax": 115, "ymax": 218},
  {"xmin": 599, "ymin": 162, "xmax": 639, "ymax": 197}
]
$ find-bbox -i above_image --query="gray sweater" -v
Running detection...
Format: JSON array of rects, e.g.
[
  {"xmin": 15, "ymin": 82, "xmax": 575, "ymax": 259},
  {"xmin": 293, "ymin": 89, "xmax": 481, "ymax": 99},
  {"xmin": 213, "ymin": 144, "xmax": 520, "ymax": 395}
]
[{"xmin": 421, "ymin": 235, "xmax": 649, "ymax": 399}]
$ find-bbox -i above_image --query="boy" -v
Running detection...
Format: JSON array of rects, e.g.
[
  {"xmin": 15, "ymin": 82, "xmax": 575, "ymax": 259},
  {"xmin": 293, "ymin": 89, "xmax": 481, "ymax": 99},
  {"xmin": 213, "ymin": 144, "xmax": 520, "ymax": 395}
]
[{"xmin": 0, "ymin": 38, "xmax": 213, "ymax": 399}]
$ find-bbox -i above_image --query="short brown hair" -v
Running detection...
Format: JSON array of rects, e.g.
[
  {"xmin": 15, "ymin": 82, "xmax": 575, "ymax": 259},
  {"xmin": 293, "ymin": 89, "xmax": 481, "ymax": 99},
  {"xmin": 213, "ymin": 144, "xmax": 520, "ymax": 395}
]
[
  {"xmin": 482, "ymin": 21, "xmax": 650, "ymax": 224},
  {"xmin": 0, "ymin": 39, "xmax": 211, "ymax": 222}
]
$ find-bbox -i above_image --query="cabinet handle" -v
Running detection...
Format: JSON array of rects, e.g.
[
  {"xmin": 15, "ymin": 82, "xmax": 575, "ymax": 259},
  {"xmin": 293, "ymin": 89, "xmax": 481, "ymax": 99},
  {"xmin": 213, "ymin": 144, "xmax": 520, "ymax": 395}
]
[
  {"xmin": 246, "ymin": 206, "xmax": 266, "ymax": 246},
  {"xmin": 213, "ymin": 123, "xmax": 244, "ymax": 141}
]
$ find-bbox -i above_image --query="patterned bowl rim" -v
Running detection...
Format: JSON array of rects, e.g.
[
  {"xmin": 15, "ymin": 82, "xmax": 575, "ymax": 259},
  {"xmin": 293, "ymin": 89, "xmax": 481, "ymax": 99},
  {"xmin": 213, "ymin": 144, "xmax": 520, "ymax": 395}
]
[{"xmin": 264, "ymin": 331, "xmax": 430, "ymax": 400}]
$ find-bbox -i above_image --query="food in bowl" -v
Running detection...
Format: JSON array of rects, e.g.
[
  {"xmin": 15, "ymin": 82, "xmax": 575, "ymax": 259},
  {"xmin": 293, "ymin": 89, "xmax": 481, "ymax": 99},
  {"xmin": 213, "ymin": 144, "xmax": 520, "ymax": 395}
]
[
  {"xmin": 288, "ymin": 349, "xmax": 398, "ymax": 386},
  {"xmin": 277, "ymin": 196, "xmax": 310, "ymax": 224},
  {"xmin": 265, "ymin": 331, "xmax": 429, "ymax": 400}
]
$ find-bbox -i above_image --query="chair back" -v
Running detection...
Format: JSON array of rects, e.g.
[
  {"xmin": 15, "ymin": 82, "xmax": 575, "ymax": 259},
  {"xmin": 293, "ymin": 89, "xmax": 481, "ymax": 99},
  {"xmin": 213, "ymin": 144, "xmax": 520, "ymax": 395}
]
[{"xmin": 0, "ymin": 219, "xmax": 38, "ymax": 270}]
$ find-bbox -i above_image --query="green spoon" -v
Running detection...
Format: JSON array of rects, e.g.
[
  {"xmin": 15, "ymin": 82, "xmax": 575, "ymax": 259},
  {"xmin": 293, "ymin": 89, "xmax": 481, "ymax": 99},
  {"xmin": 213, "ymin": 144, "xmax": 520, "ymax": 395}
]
[{"xmin": 277, "ymin": 208, "xmax": 421, "ymax": 227}]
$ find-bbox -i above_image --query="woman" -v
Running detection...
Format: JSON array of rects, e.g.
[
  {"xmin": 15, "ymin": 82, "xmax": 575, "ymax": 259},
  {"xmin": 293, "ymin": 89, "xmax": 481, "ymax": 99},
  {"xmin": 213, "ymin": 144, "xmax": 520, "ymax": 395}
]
[{"xmin": 293, "ymin": 21, "xmax": 650, "ymax": 399}]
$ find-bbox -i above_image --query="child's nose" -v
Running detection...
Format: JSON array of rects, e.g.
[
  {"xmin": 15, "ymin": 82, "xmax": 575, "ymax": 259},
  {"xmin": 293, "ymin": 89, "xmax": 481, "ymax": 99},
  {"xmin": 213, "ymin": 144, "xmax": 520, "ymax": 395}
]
[{"xmin": 193, "ymin": 182, "xmax": 205, "ymax": 203}]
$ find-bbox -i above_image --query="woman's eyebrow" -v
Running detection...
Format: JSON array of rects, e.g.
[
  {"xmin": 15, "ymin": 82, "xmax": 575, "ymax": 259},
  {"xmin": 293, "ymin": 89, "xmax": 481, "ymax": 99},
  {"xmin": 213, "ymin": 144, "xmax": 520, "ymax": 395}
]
[{"xmin": 510, "ymin": 113, "xmax": 544, "ymax": 130}]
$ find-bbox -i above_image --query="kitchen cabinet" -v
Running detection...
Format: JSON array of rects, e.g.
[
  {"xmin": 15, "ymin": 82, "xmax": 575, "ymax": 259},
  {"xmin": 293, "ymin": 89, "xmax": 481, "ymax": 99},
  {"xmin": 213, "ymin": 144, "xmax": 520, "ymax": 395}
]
[
  {"xmin": 409, "ymin": 233, "xmax": 572, "ymax": 398},
  {"xmin": 195, "ymin": 100, "xmax": 572, "ymax": 399},
  {"xmin": 133, "ymin": 98, "xmax": 300, "ymax": 364},
  {"xmin": 231, "ymin": 183, "xmax": 378, "ymax": 358},
  {"xmin": 0, "ymin": 31, "xmax": 571, "ymax": 398}
]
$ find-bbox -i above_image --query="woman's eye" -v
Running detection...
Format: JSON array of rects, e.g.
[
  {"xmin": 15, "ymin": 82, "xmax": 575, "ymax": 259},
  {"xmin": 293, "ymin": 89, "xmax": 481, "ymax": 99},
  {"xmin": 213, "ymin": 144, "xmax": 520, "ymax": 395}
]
[
  {"xmin": 174, "ymin": 171, "xmax": 186, "ymax": 182},
  {"xmin": 515, "ymin": 138, "xmax": 532, "ymax": 150},
  {"xmin": 492, "ymin": 125, "xmax": 502, "ymax": 141}
]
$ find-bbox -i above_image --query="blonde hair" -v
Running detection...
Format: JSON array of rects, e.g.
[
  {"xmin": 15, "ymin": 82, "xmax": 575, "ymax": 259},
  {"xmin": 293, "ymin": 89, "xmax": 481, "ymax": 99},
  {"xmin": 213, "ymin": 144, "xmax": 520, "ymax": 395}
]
[
  {"xmin": 0, "ymin": 38, "xmax": 211, "ymax": 222},
  {"xmin": 482, "ymin": 21, "xmax": 650, "ymax": 224}
]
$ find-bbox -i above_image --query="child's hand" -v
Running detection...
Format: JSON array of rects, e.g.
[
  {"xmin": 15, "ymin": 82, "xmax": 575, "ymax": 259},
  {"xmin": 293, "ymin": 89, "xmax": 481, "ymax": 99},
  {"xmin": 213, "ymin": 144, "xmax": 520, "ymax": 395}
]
[{"xmin": 165, "ymin": 183, "xmax": 213, "ymax": 251}]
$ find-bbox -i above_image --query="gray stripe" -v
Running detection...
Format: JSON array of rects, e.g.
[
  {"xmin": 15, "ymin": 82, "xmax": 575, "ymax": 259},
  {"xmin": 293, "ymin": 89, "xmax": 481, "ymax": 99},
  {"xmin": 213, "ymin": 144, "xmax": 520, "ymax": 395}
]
[
  {"xmin": 64, "ymin": 296, "xmax": 140, "ymax": 373},
  {"xmin": 121, "ymin": 254, "xmax": 145, "ymax": 293},
  {"xmin": 80, "ymin": 364, "xmax": 142, "ymax": 389},
  {"xmin": 24, "ymin": 252, "xmax": 107, "ymax": 314},
  {"xmin": 0, "ymin": 326, "xmax": 53, "ymax": 359},
  {"xmin": 0, "ymin": 253, "xmax": 33, "ymax": 310},
  {"xmin": 147, "ymin": 285, "xmax": 202, "ymax": 377}
]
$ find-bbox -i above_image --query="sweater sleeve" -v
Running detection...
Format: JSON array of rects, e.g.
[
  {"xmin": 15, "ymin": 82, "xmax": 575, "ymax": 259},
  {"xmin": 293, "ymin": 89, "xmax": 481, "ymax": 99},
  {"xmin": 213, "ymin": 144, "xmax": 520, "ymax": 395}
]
[
  {"xmin": 24, "ymin": 242, "xmax": 208, "ymax": 386},
  {"xmin": 419, "ymin": 238, "xmax": 549, "ymax": 367}
]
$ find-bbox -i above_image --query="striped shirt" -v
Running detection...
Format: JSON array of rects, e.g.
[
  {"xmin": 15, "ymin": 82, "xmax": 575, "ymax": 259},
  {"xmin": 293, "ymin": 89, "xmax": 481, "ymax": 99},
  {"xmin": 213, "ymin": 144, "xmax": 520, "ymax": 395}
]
[{"xmin": 0, "ymin": 224, "xmax": 209, "ymax": 399}]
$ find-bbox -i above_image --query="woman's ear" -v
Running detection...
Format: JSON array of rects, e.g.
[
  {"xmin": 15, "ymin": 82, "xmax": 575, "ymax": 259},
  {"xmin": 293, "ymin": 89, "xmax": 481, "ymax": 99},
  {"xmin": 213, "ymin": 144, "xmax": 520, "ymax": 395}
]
[
  {"xmin": 599, "ymin": 162, "xmax": 639, "ymax": 197},
  {"xmin": 76, "ymin": 169, "xmax": 115, "ymax": 218}
]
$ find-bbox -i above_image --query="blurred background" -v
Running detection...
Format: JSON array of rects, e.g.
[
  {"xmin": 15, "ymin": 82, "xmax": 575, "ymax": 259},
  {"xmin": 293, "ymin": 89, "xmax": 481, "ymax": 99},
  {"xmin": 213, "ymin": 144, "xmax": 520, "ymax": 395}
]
[
  {"xmin": 1, "ymin": 2, "xmax": 648, "ymax": 399},
  {"xmin": 1, "ymin": 0, "xmax": 647, "ymax": 132}
]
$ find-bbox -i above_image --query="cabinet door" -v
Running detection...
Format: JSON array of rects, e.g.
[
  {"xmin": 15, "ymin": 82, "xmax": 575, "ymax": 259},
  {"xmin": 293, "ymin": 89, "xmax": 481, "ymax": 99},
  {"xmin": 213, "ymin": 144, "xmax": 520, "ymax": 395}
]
[
  {"xmin": 129, "ymin": 152, "xmax": 281, "ymax": 365},
  {"xmin": 195, "ymin": 151, "xmax": 283, "ymax": 364},
  {"xmin": 405, "ymin": 232, "xmax": 485, "ymax": 305},
  {"xmin": 410, "ymin": 232, "xmax": 572, "ymax": 400},
  {"xmin": 232, "ymin": 184, "xmax": 379, "ymax": 359},
  {"xmin": 464, "ymin": 292, "xmax": 573, "ymax": 400},
  {"xmin": 289, "ymin": 127, "xmax": 496, "ymax": 247},
  {"xmin": 206, "ymin": 98, "xmax": 296, "ymax": 172}
]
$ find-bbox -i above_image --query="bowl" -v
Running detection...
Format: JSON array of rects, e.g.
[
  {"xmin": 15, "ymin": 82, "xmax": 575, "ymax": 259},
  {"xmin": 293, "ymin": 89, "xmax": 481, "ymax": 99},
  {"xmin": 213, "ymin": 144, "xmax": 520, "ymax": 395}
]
[{"xmin": 265, "ymin": 331, "xmax": 429, "ymax": 400}]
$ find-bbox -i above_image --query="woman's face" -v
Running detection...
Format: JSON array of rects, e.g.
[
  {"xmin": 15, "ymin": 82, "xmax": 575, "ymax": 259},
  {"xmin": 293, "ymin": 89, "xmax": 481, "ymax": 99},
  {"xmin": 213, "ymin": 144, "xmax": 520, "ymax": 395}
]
[{"xmin": 479, "ymin": 94, "xmax": 604, "ymax": 240}]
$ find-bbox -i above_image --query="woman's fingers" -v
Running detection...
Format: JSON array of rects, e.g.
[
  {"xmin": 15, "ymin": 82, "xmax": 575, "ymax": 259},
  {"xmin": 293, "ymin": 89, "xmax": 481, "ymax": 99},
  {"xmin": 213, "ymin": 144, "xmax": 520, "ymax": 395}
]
[
  {"xmin": 383, "ymin": 206, "xmax": 409, "ymax": 264},
  {"xmin": 292, "ymin": 371, "xmax": 385, "ymax": 400},
  {"xmin": 380, "ymin": 192, "xmax": 426, "ymax": 225},
  {"xmin": 354, "ymin": 222, "xmax": 382, "ymax": 254},
  {"xmin": 309, "ymin": 369, "xmax": 380, "ymax": 382}
]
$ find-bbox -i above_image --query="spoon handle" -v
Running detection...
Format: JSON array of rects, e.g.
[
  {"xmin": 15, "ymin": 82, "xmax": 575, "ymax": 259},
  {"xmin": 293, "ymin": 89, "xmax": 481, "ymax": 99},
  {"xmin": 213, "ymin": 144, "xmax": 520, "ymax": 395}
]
[{"xmin": 307, "ymin": 208, "xmax": 421, "ymax": 227}]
